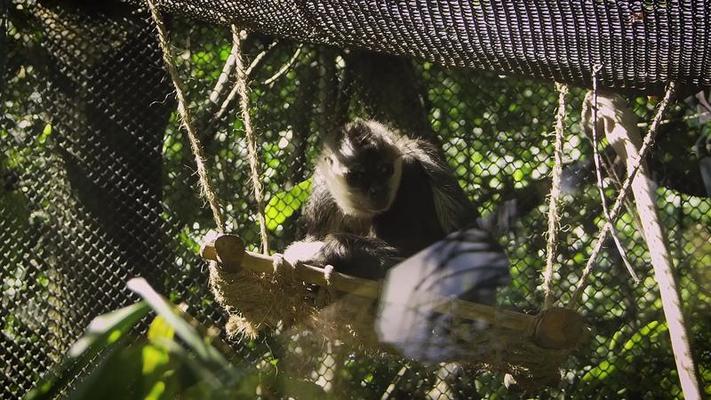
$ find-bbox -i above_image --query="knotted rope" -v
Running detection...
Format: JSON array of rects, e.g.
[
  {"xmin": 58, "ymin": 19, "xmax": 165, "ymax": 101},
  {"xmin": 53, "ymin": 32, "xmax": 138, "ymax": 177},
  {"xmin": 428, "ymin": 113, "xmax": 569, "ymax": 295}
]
[
  {"xmin": 148, "ymin": 1, "xmax": 270, "ymax": 253},
  {"xmin": 541, "ymin": 83, "xmax": 568, "ymax": 310}
]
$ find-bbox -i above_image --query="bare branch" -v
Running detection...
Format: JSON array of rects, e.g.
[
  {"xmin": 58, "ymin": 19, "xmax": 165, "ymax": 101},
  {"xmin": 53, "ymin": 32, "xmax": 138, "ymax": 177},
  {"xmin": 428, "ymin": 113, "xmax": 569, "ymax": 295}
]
[
  {"xmin": 263, "ymin": 45, "xmax": 303, "ymax": 86},
  {"xmin": 213, "ymin": 41, "xmax": 279, "ymax": 122}
]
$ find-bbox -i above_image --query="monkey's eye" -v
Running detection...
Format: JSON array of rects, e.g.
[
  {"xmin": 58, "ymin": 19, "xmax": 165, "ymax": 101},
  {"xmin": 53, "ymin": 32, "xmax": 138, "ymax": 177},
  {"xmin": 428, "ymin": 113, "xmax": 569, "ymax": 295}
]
[
  {"xmin": 346, "ymin": 170, "xmax": 365, "ymax": 185},
  {"xmin": 379, "ymin": 164, "xmax": 393, "ymax": 177}
]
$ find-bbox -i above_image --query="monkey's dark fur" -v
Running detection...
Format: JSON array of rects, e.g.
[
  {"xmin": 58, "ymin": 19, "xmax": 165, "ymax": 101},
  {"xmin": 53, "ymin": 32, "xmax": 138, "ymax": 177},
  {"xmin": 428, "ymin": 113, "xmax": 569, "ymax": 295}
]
[{"xmin": 282, "ymin": 119, "xmax": 478, "ymax": 279}]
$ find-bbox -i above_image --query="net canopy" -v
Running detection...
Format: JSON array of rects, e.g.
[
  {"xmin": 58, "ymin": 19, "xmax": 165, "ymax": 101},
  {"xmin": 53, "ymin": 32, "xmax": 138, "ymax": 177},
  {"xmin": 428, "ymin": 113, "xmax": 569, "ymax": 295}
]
[{"xmin": 146, "ymin": 0, "xmax": 711, "ymax": 91}]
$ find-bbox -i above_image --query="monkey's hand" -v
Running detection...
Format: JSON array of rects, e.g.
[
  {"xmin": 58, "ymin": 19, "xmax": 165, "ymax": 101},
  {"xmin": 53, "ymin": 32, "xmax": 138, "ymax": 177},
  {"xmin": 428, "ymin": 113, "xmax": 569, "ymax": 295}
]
[
  {"xmin": 275, "ymin": 240, "xmax": 326, "ymax": 270},
  {"xmin": 275, "ymin": 236, "xmax": 401, "ymax": 280},
  {"xmin": 318, "ymin": 234, "xmax": 402, "ymax": 280}
]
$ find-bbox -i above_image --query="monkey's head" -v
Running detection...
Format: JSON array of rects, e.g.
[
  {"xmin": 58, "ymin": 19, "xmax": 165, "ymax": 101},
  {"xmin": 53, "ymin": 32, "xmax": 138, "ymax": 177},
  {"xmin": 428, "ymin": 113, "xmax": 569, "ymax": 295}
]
[{"xmin": 320, "ymin": 119, "xmax": 403, "ymax": 217}]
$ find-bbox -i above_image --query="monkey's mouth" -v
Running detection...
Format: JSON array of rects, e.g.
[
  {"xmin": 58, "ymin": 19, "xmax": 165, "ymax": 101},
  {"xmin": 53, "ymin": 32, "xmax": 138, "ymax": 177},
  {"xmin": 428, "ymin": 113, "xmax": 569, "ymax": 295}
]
[
  {"xmin": 343, "ymin": 192, "xmax": 393, "ymax": 216},
  {"xmin": 348, "ymin": 202, "xmax": 388, "ymax": 216},
  {"xmin": 355, "ymin": 203, "xmax": 390, "ymax": 215},
  {"xmin": 369, "ymin": 205, "xmax": 391, "ymax": 213}
]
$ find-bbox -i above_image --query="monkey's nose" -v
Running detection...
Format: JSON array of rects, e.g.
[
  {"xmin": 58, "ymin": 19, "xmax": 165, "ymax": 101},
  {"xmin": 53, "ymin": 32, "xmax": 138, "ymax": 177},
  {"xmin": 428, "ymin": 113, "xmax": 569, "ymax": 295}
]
[
  {"xmin": 368, "ymin": 187, "xmax": 389, "ymax": 207},
  {"xmin": 368, "ymin": 187, "xmax": 386, "ymax": 200}
]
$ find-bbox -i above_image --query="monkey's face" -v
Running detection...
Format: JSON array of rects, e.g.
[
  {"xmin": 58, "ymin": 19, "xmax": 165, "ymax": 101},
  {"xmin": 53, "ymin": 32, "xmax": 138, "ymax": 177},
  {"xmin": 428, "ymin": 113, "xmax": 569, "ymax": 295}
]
[{"xmin": 322, "ymin": 121, "xmax": 403, "ymax": 217}]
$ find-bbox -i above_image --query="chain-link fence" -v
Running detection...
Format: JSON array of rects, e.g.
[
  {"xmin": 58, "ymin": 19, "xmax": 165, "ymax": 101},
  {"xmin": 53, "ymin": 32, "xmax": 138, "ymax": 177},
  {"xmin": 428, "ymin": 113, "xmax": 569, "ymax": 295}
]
[{"xmin": 1, "ymin": 1, "xmax": 710, "ymax": 399}]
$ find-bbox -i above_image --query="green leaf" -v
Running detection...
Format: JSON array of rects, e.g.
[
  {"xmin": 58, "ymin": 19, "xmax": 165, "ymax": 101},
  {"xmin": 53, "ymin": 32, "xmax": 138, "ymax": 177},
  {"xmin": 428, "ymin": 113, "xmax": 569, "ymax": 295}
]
[
  {"xmin": 144, "ymin": 381, "xmax": 167, "ymax": 400},
  {"xmin": 607, "ymin": 326, "xmax": 629, "ymax": 351},
  {"xmin": 582, "ymin": 321, "xmax": 668, "ymax": 383},
  {"xmin": 582, "ymin": 360, "xmax": 616, "ymax": 382},
  {"xmin": 26, "ymin": 302, "xmax": 150, "ymax": 400},
  {"xmin": 264, "ymin": 179, "xmax": 312, "ymax": 231},
  {"xmin": 142, "ymin": 316, "xmax": 175, "ymax": 376},
  {"xmin": 622, "ymin": 321, "xmax": 667, "ymax": 352},
  {"xmin": 142, "ymin": 345, "xmax": 170, "ymax": 376},
  {"xmin": 147, "ymin": 315, "xmax": 175, "ymax": 342},
  {"xmin": 127, "ymin": 278, "xmax": 229, "ymax": 368},
  {"xmin": 178, "ymin": 227, "xmax": 200, "ymax": 254},
  {"xmin": 69, "ymin": 343, "xmax": 145, "ymax": 400},
  {"xmin": 69, "ymin": 302, "xmax": 150, "ymax": 358},
  {"xmin": 38, "ymin": 124, "xmax": 52, "ymax": 144},
  {"xmin": 701, "ymin": 366, "xmax": 711, "ymax": 395}
]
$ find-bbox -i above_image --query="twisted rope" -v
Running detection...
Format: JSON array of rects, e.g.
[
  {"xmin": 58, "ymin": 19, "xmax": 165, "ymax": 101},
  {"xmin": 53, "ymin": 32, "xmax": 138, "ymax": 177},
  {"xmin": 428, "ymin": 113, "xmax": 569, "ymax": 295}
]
[
  {"xmin": 147, "ymin": 0, "xmax": 225, "ymax": 232},
  {"xmin": 231, "ymin": 26, "xmax": 270, "ymax": 254},
  {"xmin": 568, "ymin": 81, "xmax": 677, "ymax": 310},
  {"xmin": 541, "ymin": 83, "xmax": 568, "ymax": 310},
  {"xmin": 148, "ymin": 1, "xmax": 271, "ymax": 255}
]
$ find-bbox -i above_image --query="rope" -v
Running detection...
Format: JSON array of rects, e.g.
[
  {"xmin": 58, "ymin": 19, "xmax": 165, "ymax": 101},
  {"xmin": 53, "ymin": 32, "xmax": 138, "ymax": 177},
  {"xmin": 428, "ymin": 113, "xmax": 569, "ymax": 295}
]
[
  {"xmin": 568, "ymin": 81, "xmax": 677, "ymax": 310},
  {"xmin": 541, "ymin": 83, "xmax": 568, "ymax": 310},
  {"xmin": 231, "ymin": 26, "xmax": 270, "ymax": 254},
  {"xmin": 147, "ymin": 0, "xmax": 225, "ymax": 232}
]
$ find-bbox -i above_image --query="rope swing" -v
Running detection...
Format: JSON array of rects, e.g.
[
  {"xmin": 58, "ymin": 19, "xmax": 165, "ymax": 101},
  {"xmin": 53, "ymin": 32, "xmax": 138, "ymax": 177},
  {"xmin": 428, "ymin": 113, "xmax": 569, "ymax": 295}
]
[{"xmin": 230, "ymin": 26, "xmax": 270, "ymax": 255}]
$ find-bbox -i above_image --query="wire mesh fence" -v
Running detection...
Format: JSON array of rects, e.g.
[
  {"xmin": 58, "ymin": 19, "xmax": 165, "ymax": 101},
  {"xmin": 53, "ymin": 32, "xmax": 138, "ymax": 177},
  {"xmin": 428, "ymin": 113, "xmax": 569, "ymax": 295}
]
[{"xmin": 1, "ymin": 1, "xmax": 710, "ymax": 399}]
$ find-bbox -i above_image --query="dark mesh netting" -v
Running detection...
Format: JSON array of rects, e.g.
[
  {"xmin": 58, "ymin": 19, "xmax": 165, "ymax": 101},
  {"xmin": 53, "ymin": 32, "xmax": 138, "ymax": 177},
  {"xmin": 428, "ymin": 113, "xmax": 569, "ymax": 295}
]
[
  {"xmin": 143, "ymin": 0, "xmax": 711, "ymax": 91},
  {"xmin": 1, "ymin": 1, "xmax": 710, "ymax": 399}
]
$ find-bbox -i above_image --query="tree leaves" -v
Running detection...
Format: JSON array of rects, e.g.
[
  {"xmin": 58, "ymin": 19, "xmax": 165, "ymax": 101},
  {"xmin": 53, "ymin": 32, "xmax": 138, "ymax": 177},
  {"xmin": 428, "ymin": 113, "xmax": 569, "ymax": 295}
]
[{"xmin": 265, "ymin": 178, "xmax": 311, "ymax": 231}]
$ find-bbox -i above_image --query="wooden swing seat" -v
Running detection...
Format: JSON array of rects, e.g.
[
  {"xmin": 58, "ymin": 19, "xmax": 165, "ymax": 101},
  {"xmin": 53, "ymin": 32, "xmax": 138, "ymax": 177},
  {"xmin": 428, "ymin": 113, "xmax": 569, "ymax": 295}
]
[{"xmin": 201, "ymin": 231, "xmax": 587, "ymax": 387}]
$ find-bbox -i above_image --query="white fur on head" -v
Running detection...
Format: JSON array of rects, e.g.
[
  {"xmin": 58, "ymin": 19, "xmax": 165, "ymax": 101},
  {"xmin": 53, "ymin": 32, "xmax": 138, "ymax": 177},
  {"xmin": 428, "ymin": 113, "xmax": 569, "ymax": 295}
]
[
  {"xmin": 319, "ymin": 153, "xmax": 404, "ymax": 217},
  {"xmin": 319, "ymin": 120, "xmax": 404, "ymax": 217},
  {"xmin": 332, "ymin": 119, "xmax": 399, "ymax": 158},
  {"xmin": 320, "ymin": 152, "xmax": 360, "ymax": 215}
]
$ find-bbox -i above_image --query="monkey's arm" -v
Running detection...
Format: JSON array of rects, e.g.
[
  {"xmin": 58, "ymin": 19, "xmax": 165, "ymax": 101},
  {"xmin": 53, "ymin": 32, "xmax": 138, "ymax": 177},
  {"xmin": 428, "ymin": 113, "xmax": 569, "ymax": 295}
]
[
  {"xmin": 282, "ymin": 239, "xmax": 327, "ymax": 266},
  {"xmin": 277, "ymin": 174, "xmax": 330, "ymax": 266},
  {"xmin": 282, "ymin": 235, "xmax": 401, "ymax": 280},
  {"xmin": 284, "ymin": 178, "xmax": 402, "ymax": 278},
  {"xmin": 315, "ymin": 233, "xmax": 402, "ymax": 279},
  {"xmin": 280, "ymin": 181, "xmax": 333, "ymax": 267}
]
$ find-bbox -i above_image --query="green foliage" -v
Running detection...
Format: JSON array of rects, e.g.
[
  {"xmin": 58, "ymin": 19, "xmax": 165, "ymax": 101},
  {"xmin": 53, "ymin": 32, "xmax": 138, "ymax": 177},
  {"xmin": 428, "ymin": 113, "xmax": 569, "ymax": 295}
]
[
  {"xmin": 21, "ymin": 278, "xmax": 335, "ymax": 400},
  {"xmin": 127, "ymin": 279, "xmax": 231, "ymax": 368},
  {"xmin": 265, "ymin": 178, "xmax": 312, "ymax": 231},
  {"xmin": 26, "ymin": 279, "xmax": 257, "ymax": 400},
  {"xmin": 582, "ymin": 321, "xmax": 668, "ymax": 382},
  {"xmin": 26, "ymin": 302, "xmax": 151, "ymax": 400}
]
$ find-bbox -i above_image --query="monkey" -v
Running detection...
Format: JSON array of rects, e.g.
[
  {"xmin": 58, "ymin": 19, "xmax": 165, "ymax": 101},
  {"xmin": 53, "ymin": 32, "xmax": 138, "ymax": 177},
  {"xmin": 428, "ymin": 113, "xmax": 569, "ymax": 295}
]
[
  {"xmin": 275, "ymin": 118, "xmax": 479, "ymax": 279},
  {"xmin": 275, "ymin": 119, "xmax": 513, "ymax": 399}
]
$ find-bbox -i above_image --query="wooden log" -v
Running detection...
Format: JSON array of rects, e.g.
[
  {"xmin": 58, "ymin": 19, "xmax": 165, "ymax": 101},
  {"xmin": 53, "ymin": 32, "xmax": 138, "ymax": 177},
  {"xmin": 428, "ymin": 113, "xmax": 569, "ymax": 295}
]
[
  {"xmin": 533, "ymin": 308, "xmax": 587, "ymax": 349},
  {"xmin": 200, "ymin": 232, "xmax": 382, "ymax": 297},
  {"xmin": 200, "ymin": 231, "xmax": 585, "ymax": 350}
]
